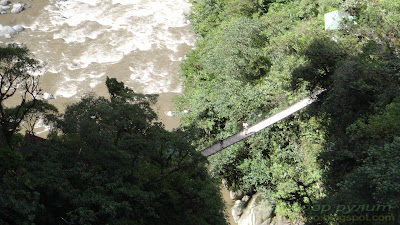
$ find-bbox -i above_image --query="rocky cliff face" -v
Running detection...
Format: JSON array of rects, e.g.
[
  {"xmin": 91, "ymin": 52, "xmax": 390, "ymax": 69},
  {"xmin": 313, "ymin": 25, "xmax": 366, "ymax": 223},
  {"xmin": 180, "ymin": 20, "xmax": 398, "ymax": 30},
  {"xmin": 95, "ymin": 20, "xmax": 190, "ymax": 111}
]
[{"xmin": 229, "ymin": 191, "xmax": 304, "ymax": 225}]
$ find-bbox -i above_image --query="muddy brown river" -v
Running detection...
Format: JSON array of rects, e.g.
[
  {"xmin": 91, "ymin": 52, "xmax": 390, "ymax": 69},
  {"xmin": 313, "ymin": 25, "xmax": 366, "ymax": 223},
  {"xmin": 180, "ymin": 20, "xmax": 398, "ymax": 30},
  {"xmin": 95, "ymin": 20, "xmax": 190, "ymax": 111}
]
[{"xmin": 0, "ymin": 0, "xmax": 195, "ymax": 133}]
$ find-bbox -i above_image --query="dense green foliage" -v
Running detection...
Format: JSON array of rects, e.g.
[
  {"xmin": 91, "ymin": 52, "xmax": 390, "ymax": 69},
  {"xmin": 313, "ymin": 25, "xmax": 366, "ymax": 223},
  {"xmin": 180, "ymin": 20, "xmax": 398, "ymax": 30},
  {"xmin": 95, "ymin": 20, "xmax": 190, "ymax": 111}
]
[
  {"xmin": 0, "ymin": 44, "xmax": 43, "ymax": 147},
  {"xmin": 2, "ymin": 0, "xmax": 400, "ymax": 223},
  {"xmin": 0, "ymin": 67, "xmax": 227, "ymax": 224},
  {"xmin": 177, "ymin": 0, "xmax": 400, "ymax": 224}
]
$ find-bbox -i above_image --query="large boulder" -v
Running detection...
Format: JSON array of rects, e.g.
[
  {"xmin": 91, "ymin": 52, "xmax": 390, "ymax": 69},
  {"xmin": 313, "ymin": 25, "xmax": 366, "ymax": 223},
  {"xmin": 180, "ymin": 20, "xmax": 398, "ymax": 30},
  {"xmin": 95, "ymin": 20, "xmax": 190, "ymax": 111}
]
[
  {"xmin": 11, "ymin": 3, "xmax": 25, "ymax": 13},
  {"xmin": 237, "ymin": 193, "xmax": 274, "ymax": 225},
  {"xmin": 236, "ymin": 192, "xmax": 305, "ymax": 225},
  {"xmin": 242, "ymin": 195, "xmax": 251, "ymax": 205},
  {"xmin": 13, "ymin": 24, "xmax": 24, "ymax": 32},
  {"xmin": 0, "ymin": 0, "xmax": 10, "ymax": 6},
  {"xmin": 0, "ymin": 26, "xmax": 17, "ymax": 36},
  {"xmin": 222, "ymin": 179, "xmax": 230, "ymax": 188},
  {"xmin": 232, "ymin": 200, "xmax": 246, "ymax": 222},
  {"xmin": 273, "ymin": 214, "xmax": 304, "ymax": 225},
  {"xmin": 230, "ymin": 189, "xmax": 244, "ymax": 201},
  {"xmin": 43, "ymin": 92, "xmax": 56, "ymax": 100},
  {"xmin": 0, "ymin": 5, "xmax": 11, "ymax": 12}
]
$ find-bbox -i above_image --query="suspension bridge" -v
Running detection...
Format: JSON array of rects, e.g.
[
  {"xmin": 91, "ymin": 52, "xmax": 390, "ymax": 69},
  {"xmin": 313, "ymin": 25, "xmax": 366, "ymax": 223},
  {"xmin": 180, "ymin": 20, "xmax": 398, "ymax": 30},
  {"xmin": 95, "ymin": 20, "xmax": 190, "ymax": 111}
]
[{"xmin": 201, "ymin": 91, "xmax": 322, "ymax": 157}]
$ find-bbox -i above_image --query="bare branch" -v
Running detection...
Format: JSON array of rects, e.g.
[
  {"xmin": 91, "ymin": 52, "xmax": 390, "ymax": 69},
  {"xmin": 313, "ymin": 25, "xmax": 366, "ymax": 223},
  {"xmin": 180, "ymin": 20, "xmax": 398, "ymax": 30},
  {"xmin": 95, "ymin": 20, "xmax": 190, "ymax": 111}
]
[{"xmin": 0, "ymin": 44, "xmax": 43, "ymax": 147}]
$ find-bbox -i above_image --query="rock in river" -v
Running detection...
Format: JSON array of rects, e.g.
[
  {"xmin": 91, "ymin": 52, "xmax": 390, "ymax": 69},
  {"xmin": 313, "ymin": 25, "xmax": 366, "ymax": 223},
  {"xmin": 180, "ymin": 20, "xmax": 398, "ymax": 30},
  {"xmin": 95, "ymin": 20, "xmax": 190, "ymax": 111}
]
[
  {"xmin": 13, "ymin": 24, "xmax": 24, "ymax": 32},
  {"xmin": 11, "ymin": 3, "xmax": 25, "ymax": 14},
  {"xmin": 0, "ymin": 25, "xmax": 17, "ymax": 36},
  {"xmin": 0, "ymin": 0, "xmax": 10, "ymax": 6}
]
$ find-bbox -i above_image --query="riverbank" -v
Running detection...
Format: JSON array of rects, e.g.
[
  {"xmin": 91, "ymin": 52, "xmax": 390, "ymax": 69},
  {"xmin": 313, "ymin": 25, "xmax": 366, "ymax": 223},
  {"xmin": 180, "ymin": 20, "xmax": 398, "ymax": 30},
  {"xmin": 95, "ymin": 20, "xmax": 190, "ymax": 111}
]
[{"xmin": 222, "ymin": 186, "xmax": 239, "ymax": 225}]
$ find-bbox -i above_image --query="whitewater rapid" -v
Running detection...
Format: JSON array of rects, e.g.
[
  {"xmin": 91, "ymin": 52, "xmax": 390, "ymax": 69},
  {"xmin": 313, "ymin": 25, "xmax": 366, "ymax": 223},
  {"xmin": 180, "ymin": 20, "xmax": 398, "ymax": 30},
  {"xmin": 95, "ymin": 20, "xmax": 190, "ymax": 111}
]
[
  {"xmin": 0, "ymin": 0, "xmax": 195, "ymax": 131},
  {"xmin": 4, "ymin": 0, "xmax": 195, "ymax": 98}
]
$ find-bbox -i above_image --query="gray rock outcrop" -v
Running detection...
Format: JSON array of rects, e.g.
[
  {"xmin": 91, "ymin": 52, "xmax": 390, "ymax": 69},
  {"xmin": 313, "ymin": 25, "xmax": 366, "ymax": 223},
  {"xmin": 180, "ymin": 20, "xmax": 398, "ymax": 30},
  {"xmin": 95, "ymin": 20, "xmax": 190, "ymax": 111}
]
[
  {"xmin": 0, "ymin": 5, "xmax": 11, "ymax": 12},
  {"xmin": 12, "ymin": 24, "xmax": 24, "ymax": 32},
  {"xmin": 0, "ymin": 24, "xmax": 25, "ymax": 37},
  {"xmin": 43, "ymin": 92, "xmax": 56, "ymax": 100},
  {"xmin": 0, "ymin": 0, "xmax": 10, "ymax": 6},
  {"xmin": 242, "ymin": 195, "xmax": 251, "ymax": 205},
  {"xmin": 237, "ymin": 193, "xmax": 274, "ymax": 225},
  {"xmin": 0, "ymin": 25, "xmax": 17, "ymax": 36},
  {"xmin": 233, "ymin": 192, "xmax": 306, "ymax": 225},
  {"xmin": 230, "ymin": 190, "xmax": 244, "ymax": 201},
  {"xmin": 11, "ymin": 2, "xmax": 25, "ymax": 13},
  {"xmin": 232, "ymin": 200, "xmax": 246, "ymax": 222},
  {"xmin": 222, "ymin": 179, "xmax": 230, "ymax": 188}
]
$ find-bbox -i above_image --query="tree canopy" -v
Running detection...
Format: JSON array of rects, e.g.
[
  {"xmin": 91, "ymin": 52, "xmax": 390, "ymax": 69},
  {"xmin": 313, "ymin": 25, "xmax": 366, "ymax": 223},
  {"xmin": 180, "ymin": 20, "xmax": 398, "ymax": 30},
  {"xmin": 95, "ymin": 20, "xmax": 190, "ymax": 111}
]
[
  {"xmin": 176, "ymin": 0, "xmax": 400, "ymax": 223},
  {"xmin": 2, "ymin": 0, "xmax": 400, "ymax": 223},
  {"xmin": 0, "ymin": 64, "xmax": 227, "ymax": 224},
  {"xmin": 0, "ymin": 44, "xmax": 43, "ymax": 148}
]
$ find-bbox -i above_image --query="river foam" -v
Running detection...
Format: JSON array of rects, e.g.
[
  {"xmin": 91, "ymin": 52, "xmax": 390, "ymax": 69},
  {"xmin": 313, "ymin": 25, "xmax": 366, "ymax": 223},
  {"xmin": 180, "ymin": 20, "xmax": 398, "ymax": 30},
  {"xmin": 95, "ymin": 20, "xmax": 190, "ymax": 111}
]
[{"xmin": 15, "ymin": 0, "xmax": 195, "ymax": 98}]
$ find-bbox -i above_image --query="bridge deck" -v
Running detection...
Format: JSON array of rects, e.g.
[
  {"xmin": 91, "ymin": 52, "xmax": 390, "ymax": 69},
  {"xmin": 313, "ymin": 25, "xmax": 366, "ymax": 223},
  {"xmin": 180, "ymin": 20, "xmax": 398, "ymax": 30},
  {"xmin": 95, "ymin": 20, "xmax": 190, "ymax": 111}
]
[{"xmin": 201, "ymin": 92, "xmax": 321, "ymax": 157}]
